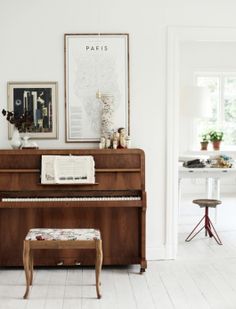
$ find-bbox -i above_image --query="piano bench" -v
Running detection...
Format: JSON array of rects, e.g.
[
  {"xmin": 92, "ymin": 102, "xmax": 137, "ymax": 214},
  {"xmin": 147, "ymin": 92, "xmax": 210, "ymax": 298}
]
[{"xmin": 22, "ymin": 228, "xmax": 103, "ymax": 299}]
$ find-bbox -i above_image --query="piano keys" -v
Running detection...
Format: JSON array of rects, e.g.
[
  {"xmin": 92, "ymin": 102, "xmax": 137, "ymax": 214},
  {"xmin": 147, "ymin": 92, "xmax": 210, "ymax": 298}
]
[
  {"xmin": 0, "ymin": 149, "xmax": 147, "ymax": 272},
  {"xmin": 2, "ymin": 196, "xmax": 141, "ymax": 202}
]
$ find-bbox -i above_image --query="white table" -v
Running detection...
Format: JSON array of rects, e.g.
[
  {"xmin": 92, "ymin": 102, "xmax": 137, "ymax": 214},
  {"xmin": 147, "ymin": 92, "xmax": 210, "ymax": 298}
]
[
  {"xmin": 179, "ymin": 166, "xmax": 236, "ymax": 222},
  {"xmin": 179, "ymin": 167, "xmax": 236, "ymax": 199},
  {"xmin": 179, "ymin": 166, "xmax": 236, "ymax": 179}
]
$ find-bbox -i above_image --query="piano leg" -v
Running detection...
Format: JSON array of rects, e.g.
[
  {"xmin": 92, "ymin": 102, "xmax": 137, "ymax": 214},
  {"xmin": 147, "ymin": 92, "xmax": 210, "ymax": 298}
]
[
  {"xmin": 140, "ymin": 201, "xmax": 147, "ymax": 274},
  {"xmin": 140, "ymin": 259, "xmax": 147, "ymax": 274}
]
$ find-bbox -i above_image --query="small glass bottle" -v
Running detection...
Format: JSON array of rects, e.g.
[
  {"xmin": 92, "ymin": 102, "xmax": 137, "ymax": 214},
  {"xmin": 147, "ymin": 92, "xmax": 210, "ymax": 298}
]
[
  {"xmin": 106, "ymin": 137, "xmax": 111, "ymax": 149},
  {"xmin": 126, "ymin": 136, "xmax": 131, "ymax": 148},
  {"xmin": 99, "ymin": 137, "xmax": 106, "ymax": 149}
]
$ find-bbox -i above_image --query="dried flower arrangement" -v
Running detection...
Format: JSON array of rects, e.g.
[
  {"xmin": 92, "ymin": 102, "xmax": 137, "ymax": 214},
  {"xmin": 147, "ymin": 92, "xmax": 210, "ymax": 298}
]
[{"xmin": 2, "ymin": 109, "xmax": 33, "ymax": 132}]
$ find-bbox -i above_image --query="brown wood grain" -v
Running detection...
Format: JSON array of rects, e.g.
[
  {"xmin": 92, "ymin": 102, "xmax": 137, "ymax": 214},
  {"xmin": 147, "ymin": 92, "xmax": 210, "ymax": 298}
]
[{"xmin": 0, "ymin": 149, "xmax": 147, "ymax": 270}]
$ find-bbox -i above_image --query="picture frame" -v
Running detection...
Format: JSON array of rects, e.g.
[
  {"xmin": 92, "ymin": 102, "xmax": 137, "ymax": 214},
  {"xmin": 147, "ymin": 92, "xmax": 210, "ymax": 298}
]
[
  {"xmin": 7, "ymin": 81, "xmax": 58, "ymax": 139},
  {"xmin": 64, "ymin": 33, "xmax": 130, "ymax": 142}
]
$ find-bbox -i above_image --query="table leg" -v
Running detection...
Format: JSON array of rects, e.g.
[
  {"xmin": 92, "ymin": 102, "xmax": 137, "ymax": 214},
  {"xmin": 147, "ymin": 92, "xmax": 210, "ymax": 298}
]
[
  {"xmin": 215, "ymin": 178, "xmax": 220, "ymax": 224},
  {"xmin": 178, "ymin": 178, "xmax": 182, "ymax": 214},
  {"xmin": 207, "ymin": 178, "xmax": 213, "ymax": 199}
]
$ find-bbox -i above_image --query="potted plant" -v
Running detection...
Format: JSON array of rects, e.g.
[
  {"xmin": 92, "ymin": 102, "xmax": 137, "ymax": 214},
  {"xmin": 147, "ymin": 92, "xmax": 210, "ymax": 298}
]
[
  {"xmin": 200, "ymin": 133, "xmax": 210, "ymax": 150},
  {"xmin": 209, "ymin": 130, "xmax": 224, "ymax": 150}
]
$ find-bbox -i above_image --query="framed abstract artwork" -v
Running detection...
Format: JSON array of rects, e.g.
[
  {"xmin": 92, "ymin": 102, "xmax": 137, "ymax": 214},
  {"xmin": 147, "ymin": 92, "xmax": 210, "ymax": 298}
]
[
  {"xmin": 7, "ymin": 81, "xmax": 58, "ymax": 139},
  {"xmin": 64, "ymin": 33, "xmax": 130, "ymax": 142}
]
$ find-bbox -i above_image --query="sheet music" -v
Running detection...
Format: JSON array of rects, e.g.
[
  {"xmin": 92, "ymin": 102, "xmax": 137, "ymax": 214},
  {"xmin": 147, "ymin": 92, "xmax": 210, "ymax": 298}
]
[
  {"xmin": 54, "ymin": 156, "xmax": 95, "ymax": 184},
  {"xmin": 41, "ymin": 155, "xmax": 95, "ymax": 184},
  {"xmin": 41, "ymin": 156, "xmax": 56, "ymax": 184}
]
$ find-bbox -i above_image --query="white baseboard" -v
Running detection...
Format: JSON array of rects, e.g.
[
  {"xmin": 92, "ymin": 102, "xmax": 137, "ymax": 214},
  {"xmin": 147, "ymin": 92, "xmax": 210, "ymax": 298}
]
[{"xmin": 147, "ymin": 245, "xmax": 176, "ymax": 260}]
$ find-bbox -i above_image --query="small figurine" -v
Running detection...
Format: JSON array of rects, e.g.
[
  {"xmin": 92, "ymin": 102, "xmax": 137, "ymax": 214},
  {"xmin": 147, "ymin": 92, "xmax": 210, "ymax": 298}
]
[
  {"xmin": 113, "ymin": 139, "xmax": 118, "ymax": 149},
  {"xmin": 99, "ymin": 136, "xmax": 106, "ymax": 149},
  {"xmin": 118, "ymin": 127, "xmax": 126, "ymax": 148},
  {"xmin": 113, "ymin": 131, "xmax": 120, "ymax": 141},
  {"xmin": 99, "ymin": 127, "xmax": 130, "ymax": 150},
  {"xmin": 106, "ymin": 137, "xmax": 111, "ymax": 149}
]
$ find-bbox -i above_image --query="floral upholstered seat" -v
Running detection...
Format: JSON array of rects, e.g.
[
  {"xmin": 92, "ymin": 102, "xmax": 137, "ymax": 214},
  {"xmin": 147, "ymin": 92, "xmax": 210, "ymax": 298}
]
[{"xmin": 25, "ymin": 228, "xmax": 101, "ymax": 241}]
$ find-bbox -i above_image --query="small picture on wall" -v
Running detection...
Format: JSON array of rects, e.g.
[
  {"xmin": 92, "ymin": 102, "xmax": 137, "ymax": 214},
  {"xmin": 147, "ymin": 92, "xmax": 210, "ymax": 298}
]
[{"xmin": 7, "ymin": 82, "xmax": 58, "ymax": 139}]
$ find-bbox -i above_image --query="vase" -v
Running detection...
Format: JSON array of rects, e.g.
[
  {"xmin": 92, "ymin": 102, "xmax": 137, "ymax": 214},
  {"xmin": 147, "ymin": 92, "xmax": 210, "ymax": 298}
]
[
  {"xmin": 21, "ymin": 135, "xmax": 31, "ymax": 148},
  {"xmin": 200, "ymin": 141, "xmax": 208, "ymax": 151},
  {"xmin": 10, "ymin": 127, "xmax": 22, "ymax": 149},
  {"xmin": 212, "ymin": 141, "xmax": 221, "ymax": 151},
  {"xmin": 100, "ymin": 94, "xmax": 114, "ymax": 137},
  {"xmin": 21, "ymin": 135, "xmax": 38, "ymax": 149}
]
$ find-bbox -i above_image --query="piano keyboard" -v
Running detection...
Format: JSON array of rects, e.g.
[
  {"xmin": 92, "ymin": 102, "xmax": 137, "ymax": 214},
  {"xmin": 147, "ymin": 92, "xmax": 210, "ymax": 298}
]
[{"xmin": 2, "ymin": 196, "xmax": 141, "ymax": 202}]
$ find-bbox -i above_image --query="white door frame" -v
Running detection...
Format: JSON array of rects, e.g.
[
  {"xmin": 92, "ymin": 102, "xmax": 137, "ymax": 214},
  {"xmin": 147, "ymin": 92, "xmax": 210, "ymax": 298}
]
[{"xmin": 166, "ymin": 26, "xmax": 236, "ymax": 259}]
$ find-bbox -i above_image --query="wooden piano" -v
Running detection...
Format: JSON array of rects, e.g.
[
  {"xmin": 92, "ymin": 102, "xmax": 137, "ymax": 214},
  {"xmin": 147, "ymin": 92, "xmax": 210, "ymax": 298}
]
[{"xmin": 0, "ymin": 148, "xmax": 147, "ymax": 272}]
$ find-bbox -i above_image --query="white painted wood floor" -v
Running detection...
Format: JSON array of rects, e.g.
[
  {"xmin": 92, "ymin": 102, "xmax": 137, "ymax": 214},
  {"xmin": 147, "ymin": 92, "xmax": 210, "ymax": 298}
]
[
  {"xmin": 1, "ymin": 231, "xmax": 236, "ymax": 309},
  {"xmin": 0, "ymin": 225, "xmax": 236, "ymax": 309}
]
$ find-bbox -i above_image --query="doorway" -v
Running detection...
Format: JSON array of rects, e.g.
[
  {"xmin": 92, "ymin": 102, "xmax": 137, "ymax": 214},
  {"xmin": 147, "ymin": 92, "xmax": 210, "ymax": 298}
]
[{"xmin": 166, "ymin": 26, "xmax": 236, "ymax": 259}]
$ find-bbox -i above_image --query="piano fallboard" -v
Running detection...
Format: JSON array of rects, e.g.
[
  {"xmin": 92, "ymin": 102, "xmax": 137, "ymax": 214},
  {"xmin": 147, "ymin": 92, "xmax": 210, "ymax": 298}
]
[{"xmin": 0, "ymin": 200, "xmax": 143, "ymax": 208}]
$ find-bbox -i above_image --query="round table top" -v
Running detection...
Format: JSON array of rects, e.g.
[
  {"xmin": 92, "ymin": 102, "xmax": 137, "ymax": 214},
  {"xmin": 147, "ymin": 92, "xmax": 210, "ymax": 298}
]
[{"xmin": 192, "ymin": 199, "xmax": 222, "ymax": 208}]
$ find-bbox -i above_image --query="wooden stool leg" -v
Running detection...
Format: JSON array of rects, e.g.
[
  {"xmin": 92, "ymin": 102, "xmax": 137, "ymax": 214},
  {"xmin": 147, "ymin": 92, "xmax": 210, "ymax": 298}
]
[
  {"xmin": 29, "ymin": 250, "xmax": 34, "ymax": 286},
  {"xmin": 23, "ymin": 241, "xmax": 31, "ymax": 299},
  {"xmin": 95, "ymin": 239, "xmax": 103, "ymax": 299}
]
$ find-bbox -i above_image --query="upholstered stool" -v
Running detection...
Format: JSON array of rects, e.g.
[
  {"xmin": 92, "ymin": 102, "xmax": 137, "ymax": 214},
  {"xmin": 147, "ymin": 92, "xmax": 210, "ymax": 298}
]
[
  {"xmin": 185, "ymin": 199, "xmax": 222, "ymax": 245},
  {"xmin": 23, "ymin": 228, "xmax": 103, "ymax": 299}
]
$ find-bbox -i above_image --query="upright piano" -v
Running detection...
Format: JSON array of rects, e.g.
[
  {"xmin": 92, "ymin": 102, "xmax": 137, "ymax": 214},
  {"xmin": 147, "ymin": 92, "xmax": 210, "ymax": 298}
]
[{"xmin": 0, "ymin": 149, "xmax": 147, "ymax": 272}]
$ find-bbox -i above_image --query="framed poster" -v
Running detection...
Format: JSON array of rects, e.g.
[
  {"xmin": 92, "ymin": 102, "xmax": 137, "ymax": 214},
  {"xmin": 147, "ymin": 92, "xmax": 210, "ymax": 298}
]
[
  {"xmin": 64, "ymin": 33, "xmax": 130, "ymax": 142},
  {"xmin": 7, "ymin": 82, "xmax": 58, "ymax": 139}
]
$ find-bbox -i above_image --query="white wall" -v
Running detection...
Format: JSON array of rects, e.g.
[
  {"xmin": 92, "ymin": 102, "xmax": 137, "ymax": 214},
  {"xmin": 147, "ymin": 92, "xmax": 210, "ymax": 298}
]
[
  {"xmin": 179, "ymin": 41, "xmax": 236, "ymax": 154},
  {"xmin": 179, "ymin": 42, "xmax": 236, "ymax": 193},
  {"xmin": 2, "ymin": 0, "xmax": 236, "ymax": 259},
  {"xmin": 179, "ymin": 41, "xmax": 236, "ymax": 229}
]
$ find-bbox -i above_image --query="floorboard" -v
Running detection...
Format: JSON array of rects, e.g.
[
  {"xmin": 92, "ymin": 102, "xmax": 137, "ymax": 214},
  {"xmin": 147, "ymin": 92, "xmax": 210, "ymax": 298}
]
[{"xmin": 2, "ymin": 197, "xmax": 236, "ymax": 309}]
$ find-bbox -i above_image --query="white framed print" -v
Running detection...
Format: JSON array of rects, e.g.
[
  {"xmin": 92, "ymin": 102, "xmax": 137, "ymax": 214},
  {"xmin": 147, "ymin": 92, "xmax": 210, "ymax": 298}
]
[
  {"xmin": 7, "ymin": 81, "xmax": 58, "ymax": 139},
  {"xmin": 64, "ymin": 33, "xmax": 130, "ymax": 142}
]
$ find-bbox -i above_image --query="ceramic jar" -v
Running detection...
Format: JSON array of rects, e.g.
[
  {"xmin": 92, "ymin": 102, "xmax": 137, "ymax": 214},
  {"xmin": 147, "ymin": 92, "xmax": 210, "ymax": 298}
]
[{"xmin": 10, "ymin": 127, "xmax": 22, "ymax": 149}]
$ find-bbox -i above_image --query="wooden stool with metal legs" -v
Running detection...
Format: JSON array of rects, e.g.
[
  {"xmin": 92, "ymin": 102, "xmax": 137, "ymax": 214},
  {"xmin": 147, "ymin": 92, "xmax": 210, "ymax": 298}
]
[
  {"xmin": 23, "ymin": 228, "xmax": 103, "ymax": 299},
  {"xmin": 185, "ymin": 199, "xmax": 222, "ymax": 245}
]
